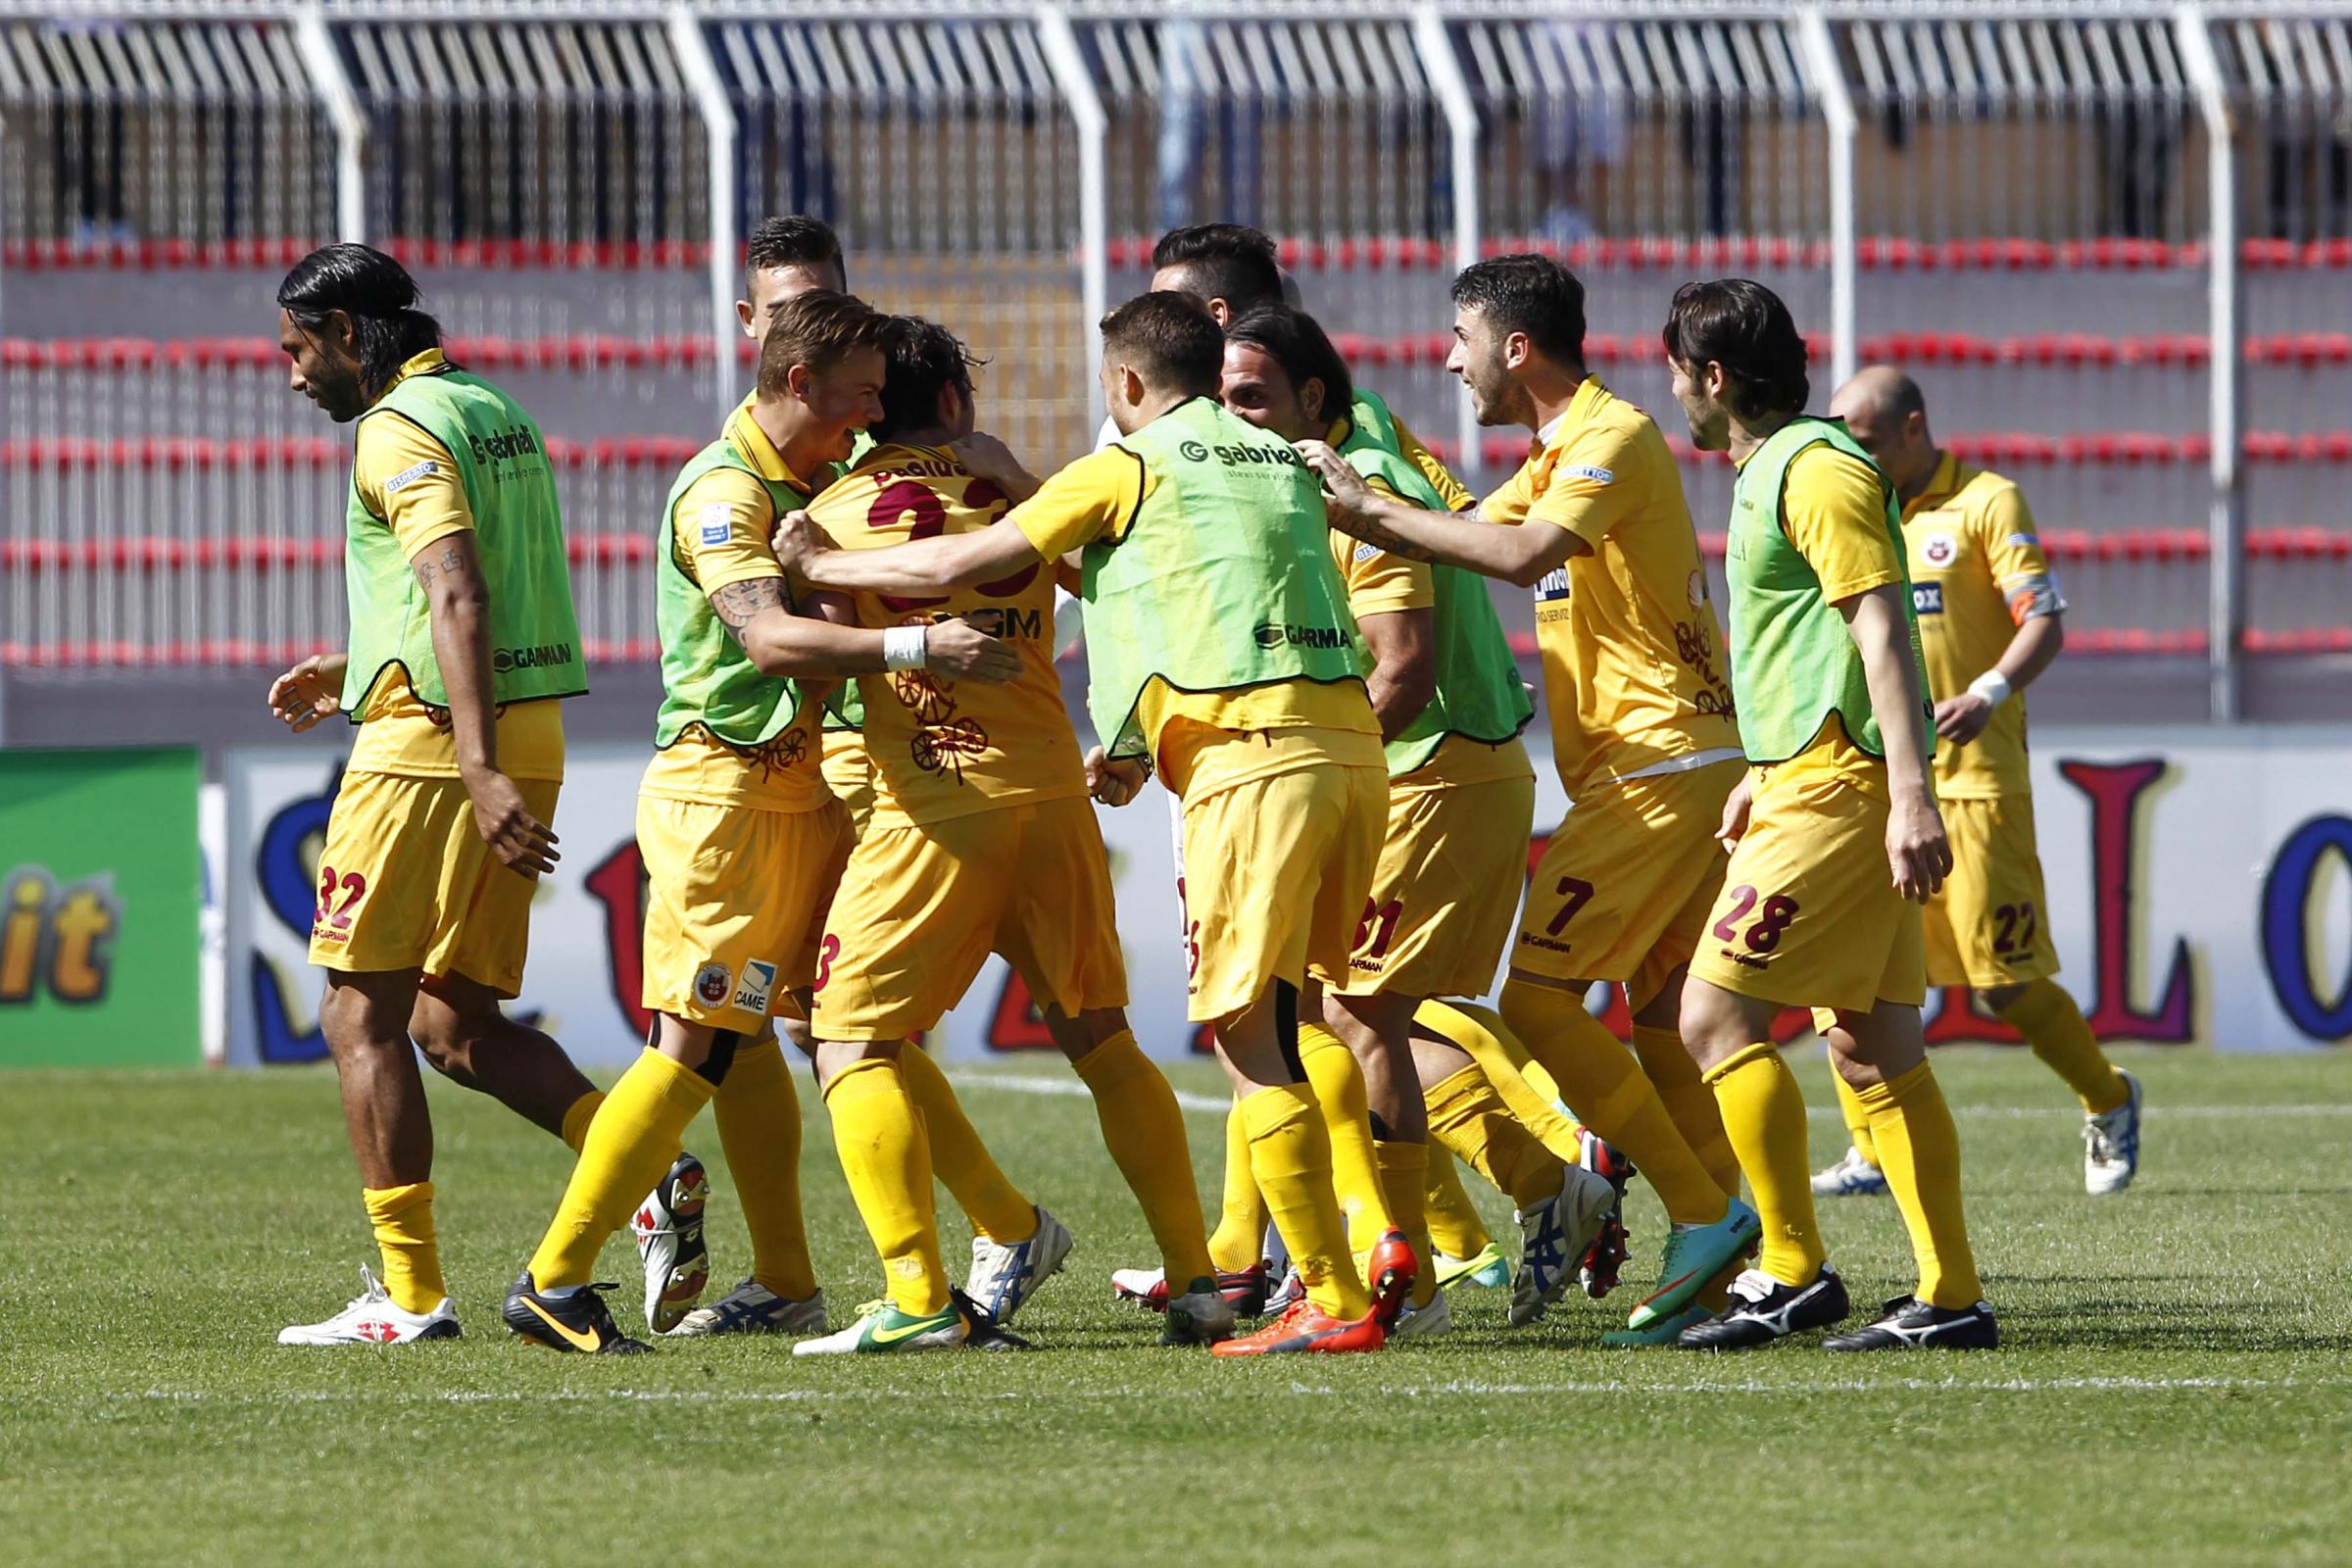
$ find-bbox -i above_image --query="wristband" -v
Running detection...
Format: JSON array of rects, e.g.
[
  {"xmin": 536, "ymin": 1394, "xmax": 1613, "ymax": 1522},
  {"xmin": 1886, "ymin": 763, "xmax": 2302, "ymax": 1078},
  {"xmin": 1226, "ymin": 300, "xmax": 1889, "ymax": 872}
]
[
  {"xmin": 1967, "ymin": 670, "xmax": 2013, "ymax": 710},
  {"xmin": 884, "ymin": 624, "xmax": 928, "ymax": 671}
]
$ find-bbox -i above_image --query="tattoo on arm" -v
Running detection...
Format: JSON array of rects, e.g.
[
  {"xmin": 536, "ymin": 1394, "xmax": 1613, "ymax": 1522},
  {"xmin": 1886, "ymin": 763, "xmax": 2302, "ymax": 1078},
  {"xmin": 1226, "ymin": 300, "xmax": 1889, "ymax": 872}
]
[
  {"xmin": 1336, "ymin": 511, "xmax": 1437, "ymax": 564},
  {"xmin": 411, "ymin": 539, "xmax": 473, "ymax": 593},
  {"xmin": 710, "ymin": 577, "xmax": 787, "ymax": 646}
]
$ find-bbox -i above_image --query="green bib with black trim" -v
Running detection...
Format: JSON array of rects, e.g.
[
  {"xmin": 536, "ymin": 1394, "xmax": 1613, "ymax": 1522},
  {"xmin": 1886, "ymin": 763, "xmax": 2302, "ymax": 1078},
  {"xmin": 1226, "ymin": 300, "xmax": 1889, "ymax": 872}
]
[
  {"xmin": 341, "ymin": 366, "xmax": 584, "ymax": 713},
  {"xmin": 1079, "ymin": 399, "xmax": 1366, "ymax": 760}
]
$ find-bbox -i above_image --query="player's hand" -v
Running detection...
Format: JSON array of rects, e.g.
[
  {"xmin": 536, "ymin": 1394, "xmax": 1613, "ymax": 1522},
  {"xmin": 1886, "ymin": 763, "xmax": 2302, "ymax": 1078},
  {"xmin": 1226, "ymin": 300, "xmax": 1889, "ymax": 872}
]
[
  {"xmin": 465, "ymin": 769, "xmax": 560, "ymax": 877},
  {"xmin": 1886, "ymin": 790, "xmax": 1952, "ymax": 903},
  {"xmin": 1294, "ymin": 440, "xmax": 1377, "ymax": 527},
  {"xmin": 770, "ymin": 509, "xmax": 824, "ymax": 575},
  {"xmin": 267, "ymin": 653, "xmax": 348, "ymax": 734},
  {"xmin": 1933, "ymin": 692, "xmax": 1994, "ymax": 746},
  {"xmin": 921, "ymin": 619, "xmax": 1020, "ymax": 684},
  {"xmin": 1084, "ymin": 745, "xmax": 1149, "ymax": 808},
  {"xmin": 1715, "ymin": 771, "xmax": 1754, "ymax": 851},
  {"xmin": 949, "ymin": 431, "xmax": 1040, "ymax": 500}
]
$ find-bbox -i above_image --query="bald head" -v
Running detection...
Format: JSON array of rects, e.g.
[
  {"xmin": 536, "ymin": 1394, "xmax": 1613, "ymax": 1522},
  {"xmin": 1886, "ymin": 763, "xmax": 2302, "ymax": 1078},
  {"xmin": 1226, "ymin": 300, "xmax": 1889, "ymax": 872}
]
[{"xmin": 1831, "ymin": 366, "xmax": 1937, "ymax": 499}]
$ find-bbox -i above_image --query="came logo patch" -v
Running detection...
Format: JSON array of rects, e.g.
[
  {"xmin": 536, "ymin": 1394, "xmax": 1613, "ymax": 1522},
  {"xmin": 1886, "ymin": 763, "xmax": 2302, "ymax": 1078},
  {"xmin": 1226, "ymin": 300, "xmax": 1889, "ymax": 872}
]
[{"xmin": 732, "ymin": 959, "xmax": 778, "ymax": 1015}]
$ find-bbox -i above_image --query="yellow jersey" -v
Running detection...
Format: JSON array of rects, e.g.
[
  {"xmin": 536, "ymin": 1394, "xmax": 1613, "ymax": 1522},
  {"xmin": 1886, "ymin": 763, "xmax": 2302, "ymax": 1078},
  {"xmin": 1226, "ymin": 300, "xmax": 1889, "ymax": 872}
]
[
  {"xmin": 344, "ymin": 360, "xmax": 564, "ymax": 783},
  {"xmin": 1901, "ymin": 452, "xmax": 2063, "ymax": 799},
  {"xmin": 1482, "ymin": 376, "xmax": 1738, "ymax": 796},
  {"xmin": 1012, "ymin": 443, "xmax": 1379, "ymax": 796},
  {"xmin": 806, "ymin": 442, "xmax": 1086, "ymax": 828},
  {"xmin": 640, "ymin": 402, "xmax": 827, "ymax": 813}
]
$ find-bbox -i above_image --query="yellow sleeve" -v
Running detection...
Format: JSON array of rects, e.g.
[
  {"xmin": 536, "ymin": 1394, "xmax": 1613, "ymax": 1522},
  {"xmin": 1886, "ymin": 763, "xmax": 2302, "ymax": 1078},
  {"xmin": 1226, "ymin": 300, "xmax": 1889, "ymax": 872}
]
[
  {"xmin": 671, "ymin": 467, "xmax": 782, "ymax": 593},
  {"xmin": 1479, "ymin": 451, "xmax": 1537, "ymax": 526},
  {"xmin": 1782, "ymin": 446, "xmax": 1904, "ymax": 604},
  {"xmin": 1391, "ymin": 416, "xmax": 1475, "ymax": 513},
  {"xmin": 1339, "ymin": 473, "xmax": 1436, "ymax": 615},
  {"xmin": 1522, "ymin": 419, "xmax": 1643, "ymax": 549},
  {"xmin": 354, "ymin": 415, "xmax": 471, "ymax": 560},
  {"xmin": 1974, "ymin": 480, "xmax": 2067, "ymax": 622},
  {"xmin": 1010, "ymin": 446, "xmax": 1152, "ymax": 560}
]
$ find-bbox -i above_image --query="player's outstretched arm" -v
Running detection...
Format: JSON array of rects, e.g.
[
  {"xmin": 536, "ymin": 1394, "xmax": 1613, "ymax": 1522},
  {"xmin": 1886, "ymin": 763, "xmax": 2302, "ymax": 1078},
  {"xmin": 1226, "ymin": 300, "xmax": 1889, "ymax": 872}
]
[
  {"xmin": 710, "ymin": 575, "xmax": 1017, "ymax": 685},
  {"xmin": 773, "ymin": 508, "xmax": 1043, "ymax": 597},
  {"xmin": 1295, "ymin": 440, "xmax": 1582, "ymax": 587},
  {"xmin": 266, "ymin": 652, "xmax": 349, "ymax": 734},
  {"xmin": 950, "ymin": 431, "xmax": 1044, "ymax": 505},
  {"xmin": 415, "ymin": 530, "xmax": 559, "ymax": 877},
  {"xmin": 1840, "ymin": 583, "xmax": 1952, "ymax": 903}
]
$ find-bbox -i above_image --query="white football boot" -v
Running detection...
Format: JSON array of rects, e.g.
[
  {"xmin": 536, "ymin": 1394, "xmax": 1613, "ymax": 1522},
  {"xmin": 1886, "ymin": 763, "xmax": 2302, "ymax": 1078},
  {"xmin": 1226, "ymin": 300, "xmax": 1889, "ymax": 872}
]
[
  {"xmin": 630, "ymin": 1152, "xmax": 710, "ymax": 1334},
  {"xmin": 2083, "ymin": 1070, "xmax": 2144, "ymax": 1196},
  {"xmin": 278, "ymin": 1266, "xmax": 460, "ymax": 1346},
  {"xmin": 667, "ymin": 1279, "xmax": 827, "ymax": 1337},
  {"xmin": 1811, "ymin": 1147, "xmax": 1889, "ymax": 1198},
  {"xmin": 966, "ymin": 1206, "xmax": 1073, "ymax": 1323}
]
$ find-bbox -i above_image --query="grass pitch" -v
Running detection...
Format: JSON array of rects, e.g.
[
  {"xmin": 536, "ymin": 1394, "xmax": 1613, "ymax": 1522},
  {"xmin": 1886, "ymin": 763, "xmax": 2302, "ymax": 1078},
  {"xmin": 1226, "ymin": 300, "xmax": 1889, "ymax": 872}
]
[{"xmin": 4, "ymin": 1047, "xmax": 2348, "ymax": 1566}]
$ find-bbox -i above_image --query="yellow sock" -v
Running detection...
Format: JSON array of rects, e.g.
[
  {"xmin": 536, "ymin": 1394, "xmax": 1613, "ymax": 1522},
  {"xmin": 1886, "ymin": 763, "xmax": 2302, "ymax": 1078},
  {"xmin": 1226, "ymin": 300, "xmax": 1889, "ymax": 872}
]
[
  {"xmin": 1833, "ymin": 1071, "xmax": 1881, "ymax": 1166},
  {"xmin": 825, "ymin": 1056, "xmax": 950, "ymax": 1316},
  {"xmin": 1501, "ymin": 981, "xmax": 1729, "ymax": 1226},
  {"xmin": 1074, "ymin": 1030, "xmax": 1216, "ymax": 1285},
  {"xmin": 1207, "ymin": 1101, "xmax": 1268, "ymax": 1273},
  {"xmin": 1630, "ymin": 1023, "xmax": 1740, "ymax": 1199},
  {"xmin": 1297, "ymin": 1022, "xmax": 1395, "ymax": 1253},
  {"xmin": 1373, "ymin": 1140, "xmax": 1437, "ymax": 1306},
  {"xmin": 1854, "ymin": 1060, "xmax": 1984, "ymax": 1308},
  {"xmin": 1424, "ymin": 1152, "xmax": 1492, "ymax": 1259},
  {"xmin": 1425, "ymin": 1063, "xmax": 1564, "ymax": 1209},
  {"xmin": 1416, "ymin": 999, "xmax": 1584, "ymax": 1162},
  {"xmin": 713, "ymin": 1037, "xmax": 818, "ymax": 1300},
  {"xmin": 1998, "ymin": 979, "xmax": 2130, "ymax": 1115},
  {"xmin": 529, "ymin": 1049, "xmax": 715, "ymax": 1291},
  {"xmin": 1704, "ymin": 1043, "xmax": 1824, "ymax": 1287},
  {"xmin": 560, "ymin": 1090, "xmax": 606, "ymax": 1153},
  {"xmin": 363, "ymin": 1181, "xmax": 445, "ymax": 1314},
  {"xmin": 1240, "ymin": 1083, "xmax": 1370, "ymax": 1320},
  {"xmin": 898, "ymin": 1041, "xmax": 1036, "ymax": 1244}
]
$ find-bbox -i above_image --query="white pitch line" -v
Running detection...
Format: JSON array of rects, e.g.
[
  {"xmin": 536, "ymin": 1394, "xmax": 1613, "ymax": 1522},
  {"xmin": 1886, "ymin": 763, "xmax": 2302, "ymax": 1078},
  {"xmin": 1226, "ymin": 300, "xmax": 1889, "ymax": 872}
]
[
  {"xmin": 83, "ymin": 1374, "xmax": 2352, "ymax": 1409},
  {"xmin": 951, "ymin": 1072, "xmax": 2352, "ymax": 1121}
]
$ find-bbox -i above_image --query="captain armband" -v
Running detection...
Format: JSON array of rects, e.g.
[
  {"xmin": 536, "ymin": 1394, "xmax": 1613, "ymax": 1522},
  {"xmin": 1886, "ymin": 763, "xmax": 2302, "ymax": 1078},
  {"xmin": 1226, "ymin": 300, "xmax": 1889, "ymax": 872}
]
[{"xmin": 2003, "ymin": 574, "xmax": 2065, "ymax": 625}]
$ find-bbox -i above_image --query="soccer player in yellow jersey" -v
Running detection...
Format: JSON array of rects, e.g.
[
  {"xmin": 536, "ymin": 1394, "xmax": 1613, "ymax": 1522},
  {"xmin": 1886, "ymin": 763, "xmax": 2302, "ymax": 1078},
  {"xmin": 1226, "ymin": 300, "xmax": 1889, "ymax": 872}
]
[
  {"xmin": 265, "ymin": 245, "xmax": 622, "ymax": 1346},
  {"xmin": 1829, "ymin": 368, "xmax": 2142, "ymax": 1195},
  {"xmin": 1219, "ymin": 303, "xmax": 1620, "ymax": 1339},
  {"xmin": 780, "ymin": 292, "xmax": 1404, "ymax": 1356},
  {"xmin": 504, "ymin": 293, "xmax": 1021, "ymax": 1354},
  {"xmin": 786, "ymin": 318, "xmax": 1226, "ymax": 1352},
  {"xmin": 1137, "ymin": 223, "xmax": 1537, "ymax": 1319},
  {"xmin": 1303, "ymin": 255, "xmax": 1763, "ymax": 1344},
  {"xmin": 1663, "ymin": 279, "xmax": 1995, "ymax": 1351}
]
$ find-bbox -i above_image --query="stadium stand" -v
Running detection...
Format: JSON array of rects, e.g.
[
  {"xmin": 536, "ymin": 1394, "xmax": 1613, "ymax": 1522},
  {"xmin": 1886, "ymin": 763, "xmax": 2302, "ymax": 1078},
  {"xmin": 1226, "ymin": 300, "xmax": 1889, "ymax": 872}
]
[{"xmin": 2, "ymin": 5, "xmax": 2346, "ymax": 745}]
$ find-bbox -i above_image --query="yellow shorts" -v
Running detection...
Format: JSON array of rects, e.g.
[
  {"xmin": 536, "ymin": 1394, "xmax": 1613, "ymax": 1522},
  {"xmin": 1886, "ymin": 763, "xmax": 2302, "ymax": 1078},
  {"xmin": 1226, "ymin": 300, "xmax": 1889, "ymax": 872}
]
[
  {"xmin": 1511, "ymin": 760, "xmax": 1740, "ymax": 1011},
  {"xmin": 811, "ymin": 793, "xmax": 1127, "ymax": 1040},
  {"xmin": 1688, "ymin": 768, "xmax": 1925, "ymax": 1014},
  {"xmin": 1924, "ymin": 793, "xmax": 2058, "ymax": 989},
  {"xmin": 308, "ymin": 771, "xmax": 560, "ymax": 996},
  {"xmin": 638, "ymin": 793, "xmax": 853, "ymax": 1030},
  {"xmin": 1333, "ymin": 771, "xmax": 1537, "ymax": 999},
  {"xmin": 1180, "ymin": 738, "xmax": 1388, "ymax": 1023},
  {"xmin": 821, "ymin": 727, "xmax": 873, "ymax": 836}
]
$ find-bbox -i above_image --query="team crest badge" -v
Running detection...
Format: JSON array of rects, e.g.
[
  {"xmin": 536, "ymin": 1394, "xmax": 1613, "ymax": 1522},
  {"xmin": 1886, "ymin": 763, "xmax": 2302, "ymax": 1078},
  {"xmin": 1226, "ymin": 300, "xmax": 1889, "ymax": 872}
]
[
  {"xmin": 1923, "ymin": 531, "xmax": 1958, "ymax": 567},
  {"xmin": 694, "ymin": 961, "xmax": 732, "ymax": 1007}
]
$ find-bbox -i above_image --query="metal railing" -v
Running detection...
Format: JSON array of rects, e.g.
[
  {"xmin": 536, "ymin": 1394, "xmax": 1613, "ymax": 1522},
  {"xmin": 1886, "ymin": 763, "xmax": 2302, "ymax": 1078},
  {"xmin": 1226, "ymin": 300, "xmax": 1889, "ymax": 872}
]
[{"xmin": 5, "ymin": 0, "xmax": 2350, "ymax": 722}]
